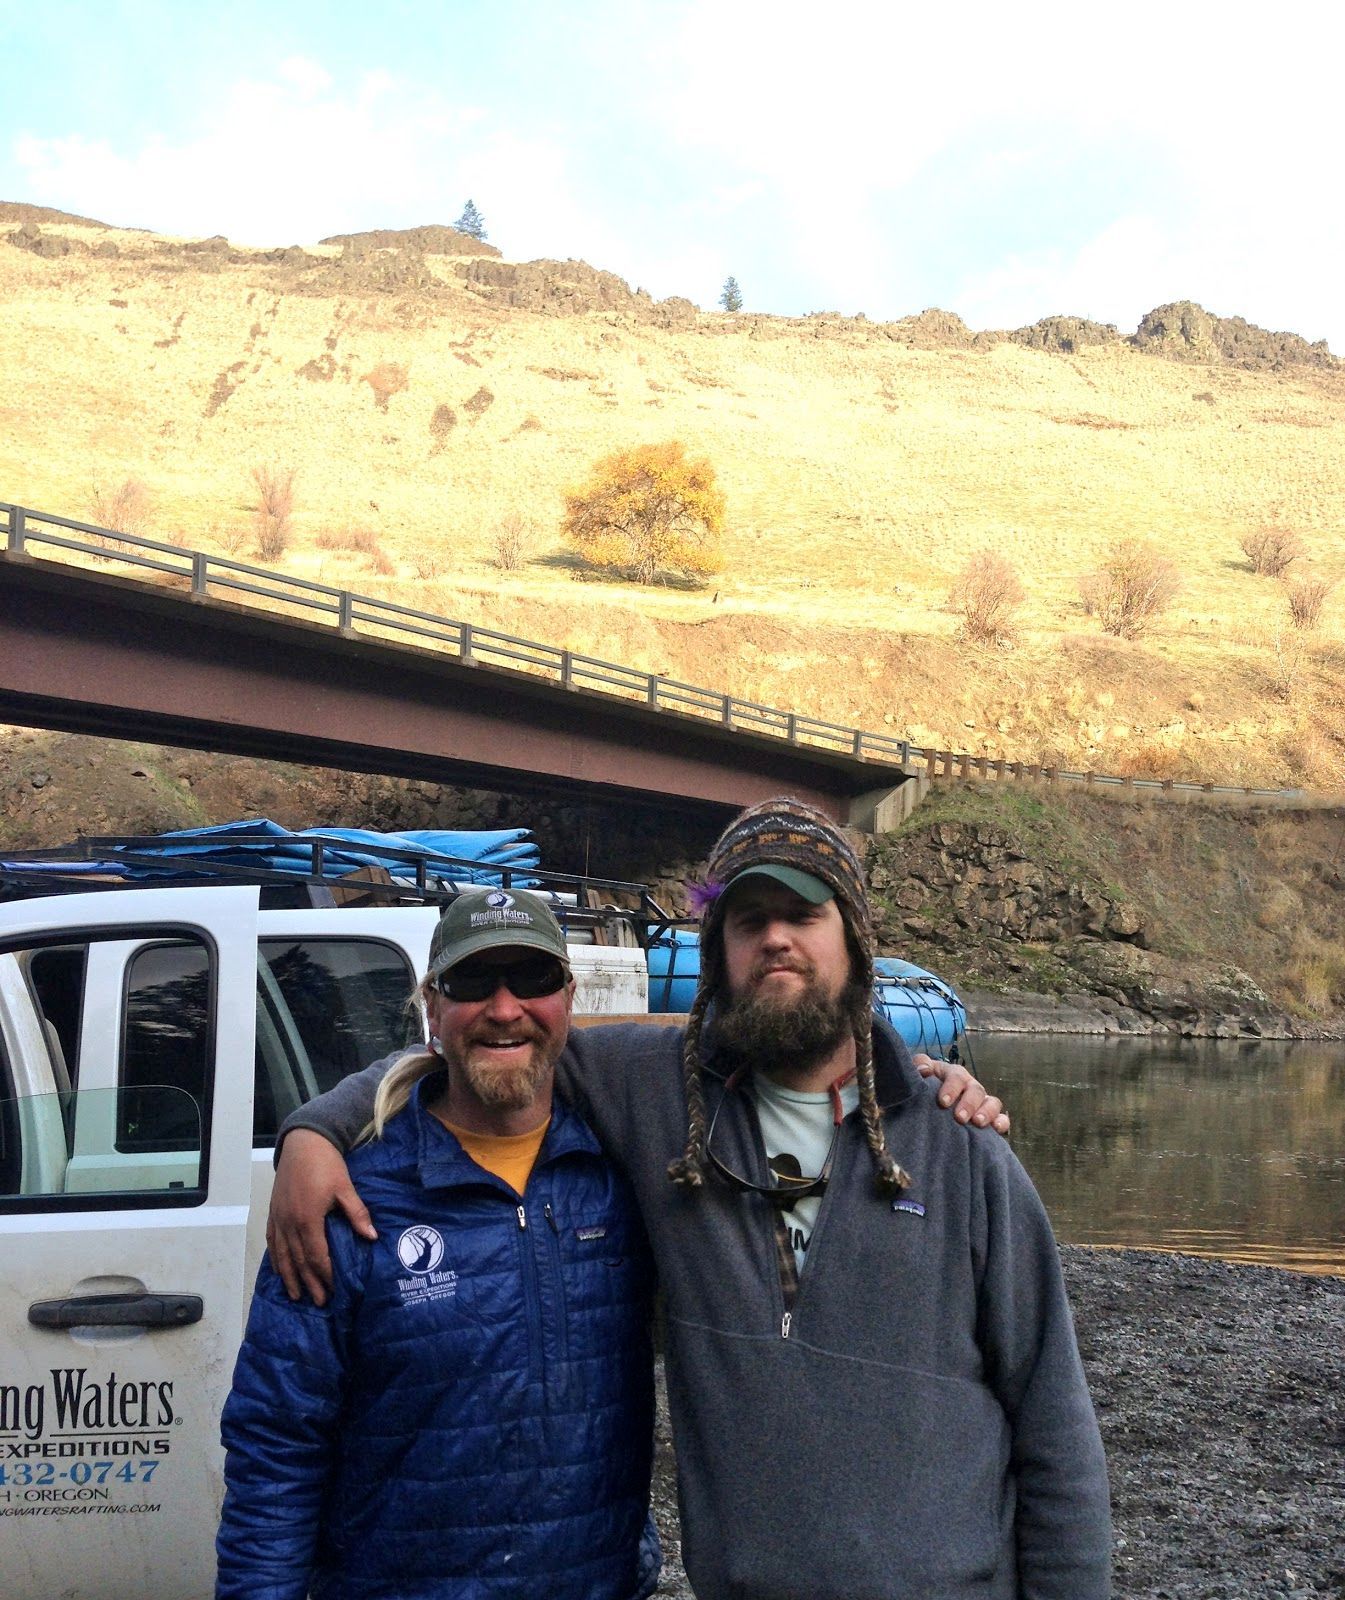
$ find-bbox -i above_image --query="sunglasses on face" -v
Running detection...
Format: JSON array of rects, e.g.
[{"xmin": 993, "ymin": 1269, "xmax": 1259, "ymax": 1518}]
[{"xmin": 433, "ymin": 954, "xmax": 568, "ymax": 1004}]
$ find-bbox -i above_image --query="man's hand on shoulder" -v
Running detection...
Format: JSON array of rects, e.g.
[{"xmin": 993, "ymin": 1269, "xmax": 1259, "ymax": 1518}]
[
  {"xmin": 913, "ymin": 1054, "xmax": 1010, "ymax": 1135},
  {"xmin": 268, "ymin": 1130, "xmax": 376, "ymax": 1306}
]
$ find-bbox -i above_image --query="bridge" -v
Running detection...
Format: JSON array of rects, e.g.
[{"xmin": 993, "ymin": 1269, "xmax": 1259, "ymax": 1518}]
[{"xmin": 0, "ymin": 505, "xmax": 921, "ymax": 830}]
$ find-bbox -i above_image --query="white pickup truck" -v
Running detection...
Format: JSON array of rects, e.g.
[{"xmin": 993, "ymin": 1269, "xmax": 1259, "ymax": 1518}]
[{"xmin": 0, "ymin": 880, "xmax": 649, "ymax": 1599}]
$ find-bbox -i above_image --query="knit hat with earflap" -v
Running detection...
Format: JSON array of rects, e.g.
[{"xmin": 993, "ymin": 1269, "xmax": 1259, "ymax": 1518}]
[{"xmin": 666, "ymin": 796, "xmax": 910, "ymax": 1196}]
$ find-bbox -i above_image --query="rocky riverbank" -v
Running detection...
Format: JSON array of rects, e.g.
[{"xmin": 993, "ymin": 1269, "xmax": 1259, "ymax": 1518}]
[
  {"xmin": 650, "ymin": 1247, "xmax": 1345, "ymax": 1599},
  {"xmin": 963, "ymin": 987, "xmax": 1345, "ymax": 1041},
  {"xmin": 866, "ymin": 787, "xmax": 1345, "ymax": 1040}
]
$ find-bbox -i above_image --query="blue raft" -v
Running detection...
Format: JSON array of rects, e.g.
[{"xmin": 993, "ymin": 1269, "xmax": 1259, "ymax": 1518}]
[
  {"xmin": 1, "ymin": 819, "xmax": 542, "ymax": 888},
  {"xmin": 646, "ymin": 931, "xmax": 967, "ymax": 1053}
]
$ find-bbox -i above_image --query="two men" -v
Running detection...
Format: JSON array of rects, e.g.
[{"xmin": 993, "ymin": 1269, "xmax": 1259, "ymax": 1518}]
[{"xmin": 268, "ymin": 797, "xmax": 1110, "ymax": 1598}]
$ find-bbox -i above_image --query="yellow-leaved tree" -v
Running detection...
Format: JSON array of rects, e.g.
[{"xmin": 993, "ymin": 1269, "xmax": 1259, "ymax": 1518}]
[{"xmin": 562, "ymin": 440, "xmax": 726, "ymax": 584}]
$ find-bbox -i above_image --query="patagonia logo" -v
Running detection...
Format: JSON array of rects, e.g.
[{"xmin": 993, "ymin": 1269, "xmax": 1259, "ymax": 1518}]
[
  {"xmin": 892, "ymin": 1200, "xmax": 926, "ymax": 1218},
  {"xmin": 576, "ymin": 1226, "xmax": 608, "ymax": 1241}
]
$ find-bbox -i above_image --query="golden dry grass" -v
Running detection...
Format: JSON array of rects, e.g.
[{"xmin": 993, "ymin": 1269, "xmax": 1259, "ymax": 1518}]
[{"xmin": 4, "ymin": 217, "xmax": 1345, "ymax": 787}]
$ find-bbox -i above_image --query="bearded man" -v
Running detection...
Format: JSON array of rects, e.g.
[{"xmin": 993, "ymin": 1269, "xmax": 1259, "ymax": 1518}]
[
  {"xmin": 217, "ymin": 890, "xmax": 659, "ymax": 1600},
  {"xmin": 271, "ymin": 800, "xmax": 1106, "ymax": 1599}
]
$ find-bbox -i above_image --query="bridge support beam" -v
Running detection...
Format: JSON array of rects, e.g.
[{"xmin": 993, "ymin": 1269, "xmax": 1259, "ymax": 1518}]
[{"xmin": 847, "ymin": 773, "xmax": 927, "ymax": 833}]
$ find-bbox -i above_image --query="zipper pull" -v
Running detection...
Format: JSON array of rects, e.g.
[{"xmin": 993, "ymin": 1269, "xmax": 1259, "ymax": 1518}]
[
  {"xmin": 544, "ymin": 1201, "xmax": 558, "ymax": 1233},
  {"xmin": 781, "ymin": 1311, "xmax": 792, "ymax": 1340},
  {"xmin": 517, "ymin": 1204, "xmax": 527, "ymax": 1230}
]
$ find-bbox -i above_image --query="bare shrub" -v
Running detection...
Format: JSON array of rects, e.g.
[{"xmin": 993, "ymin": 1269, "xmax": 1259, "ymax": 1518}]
[
  {"xmin": 949, "ymin": 550, "xmax": 1024, "ymax": 645},
  {"xmin": 1268, "ymin": 629, "xmax": 1304, "ymax": 700},
  {"xmin": 1286, "ymin": 575, "xmax": 1333, "ymax": 630},
  {"xmin": 251, "ymin": 466, "xmax": 296, "ymax": 561},
  {"xmin": 1079, "ymin": 540, "xmax": 1181, "ymax": 639},
  {"xmin": 1280, "ymin": 724, "xmax": 1342, "ymax": 789},
  {"xmin": 89, "ymin": 477, "xmax": 152, "ymax": 548},
  {"xmin": 315, "ymin": 526, "xmax": 394, "ymax": 573},
  {"xmin": 210, "ymin": 522, "xmax": 249, "ymax": 556},
  {"xmin": 362, "ymin": 361, "xmax": 409, "ymax": 411},
  {"xmin": 1240, "ymin": 526, "xmax": 1303, "ymax": 577},
  {"xmin": 490, "ymin": 513, "xmax": 534, "ymax": 571},
  {"xmin": 1112, "ymin": 741, "xmax": 1177, "ymax": 780},
  {"xmin": 463, "ymin": 386, "xmax": 495, "ymax": 420},
  {"xmin": 316, "ymin": 527, "xmax": 379, "ymax": 555}
]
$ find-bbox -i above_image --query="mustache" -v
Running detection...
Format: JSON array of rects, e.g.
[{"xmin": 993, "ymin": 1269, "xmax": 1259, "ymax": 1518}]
[
  {"xmin": 464, "ymin": 1022, "xmax": 548, "ymax": 1046},
  {"xmin": 750, "ymin": 957, "xmax": 816, "ymax": 984}
]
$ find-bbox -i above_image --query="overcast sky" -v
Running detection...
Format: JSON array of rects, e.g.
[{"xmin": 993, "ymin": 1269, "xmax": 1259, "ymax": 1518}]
[{"xmin": 5, "ymin": 0, "xmax": 1341, "ymax": 349}]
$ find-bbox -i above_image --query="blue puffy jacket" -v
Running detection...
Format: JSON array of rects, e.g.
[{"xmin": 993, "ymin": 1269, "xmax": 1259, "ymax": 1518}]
[{"xmin": 217, "ymin": 1078, "xmax": 659, "ymax": 1600}]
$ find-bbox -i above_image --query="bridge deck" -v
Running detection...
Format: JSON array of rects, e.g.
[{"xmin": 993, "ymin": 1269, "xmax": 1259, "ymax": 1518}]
[{"xmin": 0, "ymin": 552, "xmax": 913, "ymax": 825}]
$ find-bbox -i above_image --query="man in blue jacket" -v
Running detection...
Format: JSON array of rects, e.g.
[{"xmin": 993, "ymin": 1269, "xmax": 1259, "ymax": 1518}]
[{"xmin": 217, "ymin": 889, "xmax": 659, "ymax": 1600}]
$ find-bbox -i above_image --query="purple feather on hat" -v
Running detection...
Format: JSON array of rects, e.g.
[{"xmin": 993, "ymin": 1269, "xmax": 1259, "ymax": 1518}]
[{"xmin": 686, "ymin": 879, "xmax": 724, "ymax": 914}]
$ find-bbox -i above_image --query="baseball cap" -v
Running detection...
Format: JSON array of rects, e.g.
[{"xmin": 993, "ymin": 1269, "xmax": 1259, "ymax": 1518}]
[
  {"xmin": 721, "ymin": 863, "xmax": 834, "ymax": 904},
  {"xmin": 427, "ymin": 888, "xmax": 571, "ymax": 980}
]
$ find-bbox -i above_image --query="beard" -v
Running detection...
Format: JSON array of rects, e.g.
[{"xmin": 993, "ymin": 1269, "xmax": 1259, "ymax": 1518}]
[
  {"xmin": 715, "ymin": 969, "xmax": 864, "ymax": 1075},
  {"xmin": 445, "ymin": 1034, "xmax": 557, "ymax": 1111}
]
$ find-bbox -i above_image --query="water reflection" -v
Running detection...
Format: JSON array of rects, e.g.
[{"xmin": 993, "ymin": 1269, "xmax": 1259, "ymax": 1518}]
[{"xmin": 966, "ymin": 1034, "xmax": 1345, "ymax": 1276}]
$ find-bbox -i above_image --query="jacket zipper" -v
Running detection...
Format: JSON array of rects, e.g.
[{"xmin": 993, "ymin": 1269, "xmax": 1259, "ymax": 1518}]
[
  {"xmin": 516, "ymin": 1202, "xmax": 545, "ymax": 1383},
  {"xmin": 540, "ymin": 1199, "xmax": 570, "ymax": 1385},
  {"xmin": 775, "ymin": 1114, "xmax": 852, "ymax": 1341}
]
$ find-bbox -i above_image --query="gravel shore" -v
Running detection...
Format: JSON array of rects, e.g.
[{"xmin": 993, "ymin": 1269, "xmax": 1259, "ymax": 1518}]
[{"xmin": 651, "ymin": 1246, "xmax": 1345, "ymax": 1599}]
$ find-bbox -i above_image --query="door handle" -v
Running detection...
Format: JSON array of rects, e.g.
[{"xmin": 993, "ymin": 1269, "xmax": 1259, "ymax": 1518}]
[{"xmin": 28, "ymin": 1293, "xmax": 203, "ymax": 1329}]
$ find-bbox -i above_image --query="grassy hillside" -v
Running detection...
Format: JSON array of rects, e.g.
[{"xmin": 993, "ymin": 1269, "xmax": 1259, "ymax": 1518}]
[{"xmin": 4, "ymin": 212, "xmax": 1345, "ymax": 788}]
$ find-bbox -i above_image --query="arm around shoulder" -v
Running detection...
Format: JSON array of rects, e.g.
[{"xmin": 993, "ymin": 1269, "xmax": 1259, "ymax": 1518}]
[
  {"xmin": 556, "ymin": 1021, "xmax": 684, "ymax": 1145},
  {"xmin": 268, "ymin": 1052, "xmax": 404, "ymax": 1303},
  {"xmin": 275, "ymin": 1056, "xmax": 395, "ymax": 1157}
]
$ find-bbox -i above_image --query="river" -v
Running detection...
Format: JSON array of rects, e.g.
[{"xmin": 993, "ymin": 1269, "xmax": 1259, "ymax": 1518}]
[{"xmin": 965, "ymin": 1034, "xmax": 1345, "ymax": 1276}]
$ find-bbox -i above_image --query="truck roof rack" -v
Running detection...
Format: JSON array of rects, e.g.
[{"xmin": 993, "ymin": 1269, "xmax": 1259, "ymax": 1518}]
[{"xmin": 0, "ymin": 828, "xmax": 689, "ymax": 947}]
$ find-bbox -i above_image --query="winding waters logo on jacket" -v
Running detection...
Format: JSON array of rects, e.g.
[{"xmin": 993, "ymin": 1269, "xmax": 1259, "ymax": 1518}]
[{"xmin": 394, "ymin": 1227, "xmax": 459, "ymax": 1307}]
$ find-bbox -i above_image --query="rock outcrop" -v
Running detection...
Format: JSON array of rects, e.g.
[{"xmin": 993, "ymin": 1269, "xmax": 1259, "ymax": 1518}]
[
  {"xmin": 319, "ymin": 224, "xmax": 501, "ymax": 259},
  {"xmin": 1131, "ymin": 300, "xmax": 1337, "ymax": 371},
  {"xmin": 866, "ymin": 815, "xmax": 1285, "ymax": 1037},
  {"xmin": 1010, "ymin": 315, "xmax": 1121, "ymax": 354}
]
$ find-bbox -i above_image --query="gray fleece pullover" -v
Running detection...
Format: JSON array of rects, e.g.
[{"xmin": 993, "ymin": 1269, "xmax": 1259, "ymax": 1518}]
[{"xmin": 284, "ymin": 1019, "xmax": 1111, "ymax": 1600}]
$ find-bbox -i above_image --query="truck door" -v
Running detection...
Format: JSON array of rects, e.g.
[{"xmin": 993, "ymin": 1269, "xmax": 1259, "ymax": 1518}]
[{"xmin": 0, "ymin": 885, "xmax": 257, "ymax": 1600}]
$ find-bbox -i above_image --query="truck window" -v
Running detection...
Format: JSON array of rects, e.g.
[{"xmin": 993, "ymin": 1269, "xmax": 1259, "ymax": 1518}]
[
  {"xmin": 0, "ymin": 1022, "xmax": 18, "ymax": 1196},
  {"xmin": 120, "ymin": 942, "xmax": 211, "ymax": 1151},
  {"xmin": 26, "ymin": 944, "xmax": 86, "ymax": 1088},
  {"xmin": 252, "ymin": 938, "xmax": 419, "ymax": 1145},
  {"xmin": 0, "ymin": 932, "xmax": 214, "ymax": 1208}
]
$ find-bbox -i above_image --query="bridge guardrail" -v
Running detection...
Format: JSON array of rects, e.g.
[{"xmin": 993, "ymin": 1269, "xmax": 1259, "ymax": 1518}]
[{"xmin": 0, "ymin": 502, "xmax": 1304, "ymax": 807}]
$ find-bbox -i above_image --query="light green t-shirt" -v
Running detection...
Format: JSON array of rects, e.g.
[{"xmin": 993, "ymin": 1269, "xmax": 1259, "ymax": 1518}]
[{"xmin": 753, "ymin": 1074, "xmax": 860, "ymax": 1273}]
